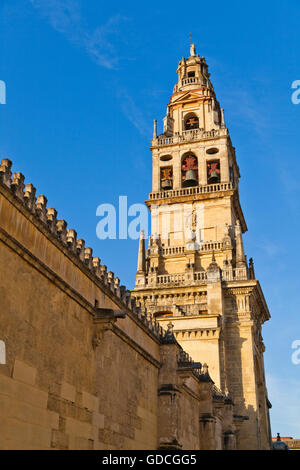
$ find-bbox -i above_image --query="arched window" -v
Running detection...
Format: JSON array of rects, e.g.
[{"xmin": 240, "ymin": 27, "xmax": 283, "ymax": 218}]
[
  {"xmin": 207, "ymin": 160, "xmax": 221, "ymax": 184},
  {"xmin": 184, "ymin": 113, "xmax": 199, "ymax": 130},
  {"xmin": 182, "ymin": 153, "xmax": 198, "ymax": 188},
  {"xmin": 160, "ymin": 166, "xmax": 173, "ymax": 190}
]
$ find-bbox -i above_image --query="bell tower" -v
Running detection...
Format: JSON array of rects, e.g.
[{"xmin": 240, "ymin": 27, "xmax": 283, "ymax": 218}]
[{"xmin": 132, "ymin": 44, "xmax": 272, "ymax": 450}]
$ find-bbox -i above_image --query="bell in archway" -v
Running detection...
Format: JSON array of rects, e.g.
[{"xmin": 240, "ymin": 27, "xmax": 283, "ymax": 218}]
[
  {"xmin": 183, "ymin": 169, "xmax": 198, "ymax": 187},
  {"xmin": 161, "ymin": 167, "xmax": 173, "ymax": 190},
  {"xmin": 208, "ymin": 170, "xmax": 219, "ymax": 184},
  {"xmin": 161, "ymin": 178, "xmax": 172, "ymax": 190}
]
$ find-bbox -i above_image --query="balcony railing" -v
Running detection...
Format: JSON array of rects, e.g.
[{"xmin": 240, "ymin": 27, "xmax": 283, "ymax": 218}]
[
  {"xmin": 193, "ymin": 272, "xmax": 208, "ymax": 282},
  {"xmin": 139, "ymin": 266, "xmax": 249, "ymax": 288},
  {"xmin": 222, "ymin": 267, "xmax": 248, "ymax": 281},
  {"xmin": 182, "ymin": 76, "xmax": 203, "ymax": 86},
  {"xmin": 149, "ymin": 181, "xmax": 234, "ymax": 201},
  {"xmin": 160, "ymin": 241, "xmax": 226, "ymax": 257},
  {"xmin": 157, "ymin": 273, "xmax": 186, "ymax": 285},
  {"xmin": 161, "ymin": 246, "xmax": 186, "ymax": 256},
  {"xmin": 152, "ymin": 127, "xmax": 228, "ymax": 147}
]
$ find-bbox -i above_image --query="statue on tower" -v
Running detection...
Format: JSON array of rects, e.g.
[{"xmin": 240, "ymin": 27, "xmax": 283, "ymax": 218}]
[{"xmin": 190, "ymin": 42, "xmax": 196, "ymax": 57}]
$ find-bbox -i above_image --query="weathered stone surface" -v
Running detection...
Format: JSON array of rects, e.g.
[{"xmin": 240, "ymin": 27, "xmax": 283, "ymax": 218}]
[
  {"xmin": 132, "ymin": 43, "xmax": 271, "ymax": 450},
  {"xmin": 0, "ymin": 44, "xmax": 271, "ymax": 451},
  {"xmin": 0, "ymin": 156, "xmax": 228, "ymax": 450}
]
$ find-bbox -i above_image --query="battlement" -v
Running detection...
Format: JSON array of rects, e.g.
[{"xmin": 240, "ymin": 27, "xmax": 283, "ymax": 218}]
[
  {"xmin": 0, "ymin": 158, "xmax": 167, "ymax": 341},
  {"xmin": 1, "ymin": 155, "xmax": 237, "ymax": 451},
  {"xmin": 0, "ymin": 157, "xmax": 222, "ymax": 386}
]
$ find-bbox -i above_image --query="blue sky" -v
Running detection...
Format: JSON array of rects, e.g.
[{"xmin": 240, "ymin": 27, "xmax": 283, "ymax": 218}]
[{"xmin": 1, "ymin": 0, "xmax": 299, "ymax": 437}]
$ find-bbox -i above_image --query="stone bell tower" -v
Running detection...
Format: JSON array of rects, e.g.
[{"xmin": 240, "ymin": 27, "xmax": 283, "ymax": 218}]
[{"xmin": 132, "ymin": 44, "xmax": 272, "ymax": 450}]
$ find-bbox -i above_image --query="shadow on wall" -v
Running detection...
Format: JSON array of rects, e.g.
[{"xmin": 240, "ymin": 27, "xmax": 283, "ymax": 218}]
[{"xmin": 224, "ymin": 298, "xmax": 271, "ymax": 449}]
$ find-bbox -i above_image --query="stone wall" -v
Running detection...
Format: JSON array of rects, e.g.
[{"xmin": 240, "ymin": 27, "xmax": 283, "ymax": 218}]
[{"xmin": 0, "ymin": 159, "xmax": 235, "ymax": 450}]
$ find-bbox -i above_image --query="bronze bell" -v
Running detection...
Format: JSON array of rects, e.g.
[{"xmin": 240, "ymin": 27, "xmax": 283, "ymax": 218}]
[
  {"xmin": 161, "ymin": 179, "xmax": 172, "ymax": 190},
  {"xmin": 208, "ymin": 170, "xmax": 219, "ymax": 184},
  {"xmin": 183, "ymin": 169, "xmax": 198, "ymax": 187}
]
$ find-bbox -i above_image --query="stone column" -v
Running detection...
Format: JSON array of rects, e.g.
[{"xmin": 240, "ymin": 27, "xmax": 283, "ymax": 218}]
[
  {"xmin": 135, "ymin": 230, "xmax": 146, "ymax": 288},
  {"xmin": 173, "ymin": 150, "xmax": 181, "ymax": 189},
  {"xmin": 235, "ymin": 220, "xmax": 247, "ymax": 268},
  {"xmin": 220, "ymin": 152, "xmax": 230, "ymax": 183},
  {"xmin": 224, "ymin": 432, "xmax": 236, "ymax": 450},
  {"xmin": 199, "ymin": 157, "xmax": 207, "ymax": 185},
  {"xmin": 199, "ymin": 414, "xmax": 216, "ymax": 449},
  {"xmin": 152, "ymin": 152, "xmax": 160, "ymax": 192},
  {"xmin": 157, "ymin": 336, "xmax": 182, "ymax": 450}
]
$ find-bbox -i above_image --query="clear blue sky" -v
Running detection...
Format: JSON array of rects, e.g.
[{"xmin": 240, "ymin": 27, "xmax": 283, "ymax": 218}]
[{"xmin": 1, "ymin": 0, "xmax": 299, "ymax": 437}]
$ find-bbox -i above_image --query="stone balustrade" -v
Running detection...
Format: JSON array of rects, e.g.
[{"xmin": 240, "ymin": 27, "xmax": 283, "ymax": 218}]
[
  {"xmin": 173, "ymin": 78, "xmax": 214, "ymax": 94},
  {"xmin": 140, "ymin": 266, "xmax": 249, "ymax": 288},
  {"xmin": 157, "ymin": 273, "xmax": 186, "ymax": 285},
  {"xmin": 193, "ymin": 272, "xmax": 208, "ymax": 282},
  {"xmin": 222, "ymin": 267, "xmax": 248, "ymax": 281},
  {"xmin": 152, "ymin": 127, "xmax": 228, "ymax": 147},
  {"xmin": 160, "ymin": 241, "xmax": 227, "ymax": 257},
  {"xmin": 149, "ymin": 181, "xmax": 234, "ymax": 201},
  {"xmin": 182, "ymin": 76, "xmax": 203, "ymax": 86},
  {"xmin": 161, "ymin": 246, "xmax": 186, "ymax": 256}
]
